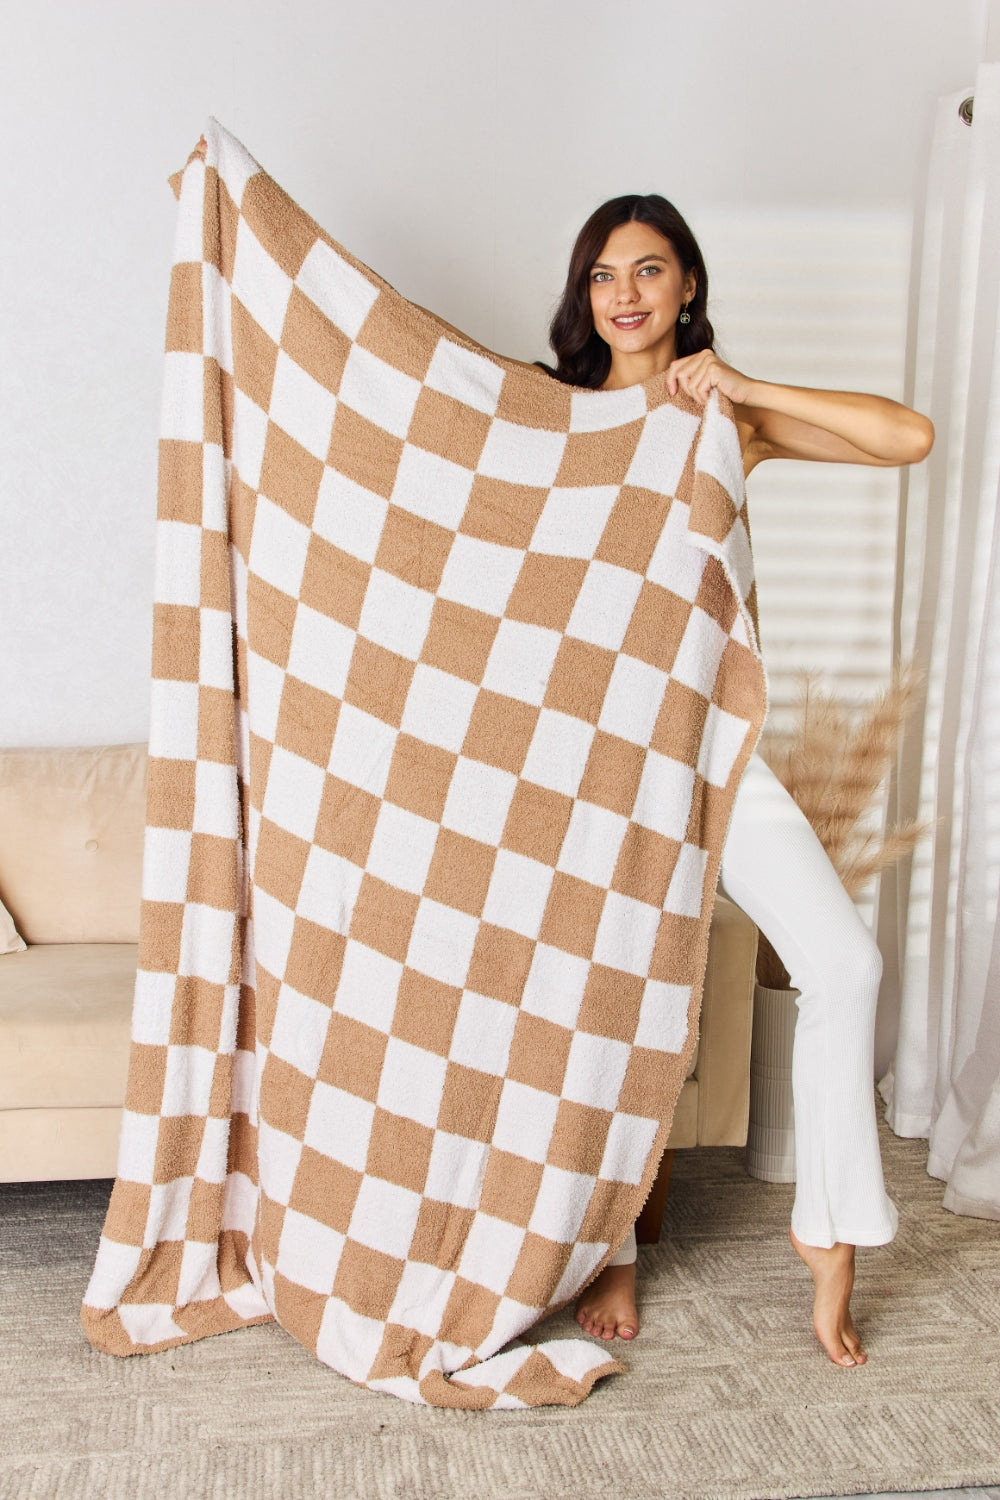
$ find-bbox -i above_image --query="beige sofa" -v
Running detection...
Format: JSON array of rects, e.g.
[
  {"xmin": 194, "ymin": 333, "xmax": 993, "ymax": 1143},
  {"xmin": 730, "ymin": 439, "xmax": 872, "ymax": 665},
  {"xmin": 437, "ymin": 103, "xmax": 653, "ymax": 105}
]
[{"xmin": 0, "ymin": 743, "xmax": 757, "ymax": 1206}]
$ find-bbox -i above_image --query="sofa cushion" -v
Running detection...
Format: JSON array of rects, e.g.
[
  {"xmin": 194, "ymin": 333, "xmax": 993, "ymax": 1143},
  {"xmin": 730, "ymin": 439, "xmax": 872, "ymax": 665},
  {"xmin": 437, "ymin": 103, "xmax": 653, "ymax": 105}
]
[
  {"xmin": 0, "ymin": 744, "xmax": 146, "ymax": 943},
  {"xmin": 0, "ymin": 894, "xmax": 25, "ymax": 955},
  {"xmin": 0, "ymin": 943, "xmax": 135, "ymax": 1109}
]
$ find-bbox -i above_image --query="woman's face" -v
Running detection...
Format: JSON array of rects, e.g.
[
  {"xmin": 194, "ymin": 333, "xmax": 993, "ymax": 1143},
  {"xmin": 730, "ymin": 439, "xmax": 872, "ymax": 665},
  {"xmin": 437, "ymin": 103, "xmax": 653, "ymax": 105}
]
[{"xmin": 588, "ymin": 221, "xmax": 696, "ymax": 366}]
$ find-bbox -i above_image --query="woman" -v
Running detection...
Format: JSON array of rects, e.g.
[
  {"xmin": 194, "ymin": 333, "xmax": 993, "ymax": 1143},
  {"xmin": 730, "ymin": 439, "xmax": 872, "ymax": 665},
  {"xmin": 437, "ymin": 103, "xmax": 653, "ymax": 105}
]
[
  {"xmin": 554, "ymin": 194, "xmax": 933, "ymax": 1367},
  {"xmin": 192, "ymin": 129, "xmax": 928, "ymax": 1366}
]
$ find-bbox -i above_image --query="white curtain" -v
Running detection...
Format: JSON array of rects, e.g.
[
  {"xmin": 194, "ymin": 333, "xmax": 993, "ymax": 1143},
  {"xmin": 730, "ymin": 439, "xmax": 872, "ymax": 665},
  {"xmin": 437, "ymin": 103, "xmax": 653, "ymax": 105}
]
[{"xmin": 878, "ymin": 63, "xmax": 1000, "ymax": 1220}]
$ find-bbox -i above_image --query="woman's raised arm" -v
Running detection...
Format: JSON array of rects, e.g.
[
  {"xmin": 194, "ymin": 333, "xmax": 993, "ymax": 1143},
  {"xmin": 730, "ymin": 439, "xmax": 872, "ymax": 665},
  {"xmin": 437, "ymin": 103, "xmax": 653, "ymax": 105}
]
[{"xmin": 665, "ymin": 350, "xmax": 934, "ymax": 474}]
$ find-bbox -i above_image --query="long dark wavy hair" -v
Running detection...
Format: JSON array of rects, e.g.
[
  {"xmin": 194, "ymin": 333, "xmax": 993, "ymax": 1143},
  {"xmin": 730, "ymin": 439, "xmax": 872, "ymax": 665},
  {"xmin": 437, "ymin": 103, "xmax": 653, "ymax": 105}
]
[{"xmin": 545, "ymin": 194, "xmax": 714, "ymax": 389}]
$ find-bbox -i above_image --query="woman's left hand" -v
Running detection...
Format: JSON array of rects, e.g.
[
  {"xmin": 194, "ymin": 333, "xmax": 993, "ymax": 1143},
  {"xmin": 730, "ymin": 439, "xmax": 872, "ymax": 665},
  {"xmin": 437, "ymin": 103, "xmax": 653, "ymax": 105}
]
[{"xmin": 666, "ymin": 351, "xmax": 754, "ymax": 405}]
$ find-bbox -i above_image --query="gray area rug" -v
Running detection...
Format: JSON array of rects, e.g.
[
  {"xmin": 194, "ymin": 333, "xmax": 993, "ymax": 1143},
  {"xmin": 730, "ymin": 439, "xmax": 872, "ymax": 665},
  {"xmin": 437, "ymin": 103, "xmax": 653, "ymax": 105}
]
[{"xmin": 1, "ymin": 1118, "xmax": 998, "ymax": 1500}]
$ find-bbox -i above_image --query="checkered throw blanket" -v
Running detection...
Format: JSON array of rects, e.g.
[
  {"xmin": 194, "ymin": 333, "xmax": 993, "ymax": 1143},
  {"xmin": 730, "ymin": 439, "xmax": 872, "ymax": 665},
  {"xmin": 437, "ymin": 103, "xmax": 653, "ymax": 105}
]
[{"xmin": 82, "ymin": 120, "xmax": 766, "ymax": 1407}]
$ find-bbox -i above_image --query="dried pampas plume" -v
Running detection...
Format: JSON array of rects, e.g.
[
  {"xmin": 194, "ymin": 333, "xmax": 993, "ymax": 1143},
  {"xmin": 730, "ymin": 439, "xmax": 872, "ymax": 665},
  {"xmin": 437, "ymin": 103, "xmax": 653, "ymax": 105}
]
[{"xmin": 755, "ymin": 663, "xmax": 928, "ymax": 990}]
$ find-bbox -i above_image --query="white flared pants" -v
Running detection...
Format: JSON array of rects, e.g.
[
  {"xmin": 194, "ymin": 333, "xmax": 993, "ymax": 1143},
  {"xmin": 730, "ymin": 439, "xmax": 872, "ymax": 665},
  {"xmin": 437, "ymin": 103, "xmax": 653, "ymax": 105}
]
[{"xmin": 612, "ymin": 752, "xmax": 898, "ymax": 1264}]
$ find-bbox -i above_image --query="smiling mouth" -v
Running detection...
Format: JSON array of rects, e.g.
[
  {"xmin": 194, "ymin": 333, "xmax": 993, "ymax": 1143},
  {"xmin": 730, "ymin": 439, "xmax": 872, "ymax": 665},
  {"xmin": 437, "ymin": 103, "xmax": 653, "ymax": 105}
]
[{"xmin": 610, "ymin": 312, "xmax": 650, "ymax": 330}]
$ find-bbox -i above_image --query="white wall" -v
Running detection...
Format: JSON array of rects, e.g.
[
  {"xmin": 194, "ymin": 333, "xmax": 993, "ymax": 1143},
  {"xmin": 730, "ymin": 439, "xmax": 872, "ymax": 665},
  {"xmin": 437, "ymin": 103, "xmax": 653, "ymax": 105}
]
[{"xmin": 0, "ymin": 0, "xmax": 984, "ymax": 747}]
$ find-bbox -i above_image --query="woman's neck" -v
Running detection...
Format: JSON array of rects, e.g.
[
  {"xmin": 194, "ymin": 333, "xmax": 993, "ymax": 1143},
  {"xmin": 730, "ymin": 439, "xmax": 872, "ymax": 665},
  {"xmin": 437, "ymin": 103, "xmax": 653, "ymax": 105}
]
[{"xmin": 600, "ymin": 339, "xmax": 677, "ymax": 391}]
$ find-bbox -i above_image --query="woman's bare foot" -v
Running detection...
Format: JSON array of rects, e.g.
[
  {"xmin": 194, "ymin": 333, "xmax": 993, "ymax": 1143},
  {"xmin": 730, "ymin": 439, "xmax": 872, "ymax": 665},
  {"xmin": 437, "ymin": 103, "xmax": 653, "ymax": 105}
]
[
  {"xmin": 790, "ymin": 1228, "xmax": 867, "ymax": 1367},
  {"xmin": 575, "ymin": 1262, "xmax": 639, "ymax": 1341}
]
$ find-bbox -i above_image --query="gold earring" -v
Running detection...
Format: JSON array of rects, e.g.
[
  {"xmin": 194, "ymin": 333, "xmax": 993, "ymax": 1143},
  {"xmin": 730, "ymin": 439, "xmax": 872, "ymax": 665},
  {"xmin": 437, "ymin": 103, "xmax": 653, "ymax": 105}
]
[{"xmin": 678, "ymin": 300, "xmax": 692, "ymax": 326}]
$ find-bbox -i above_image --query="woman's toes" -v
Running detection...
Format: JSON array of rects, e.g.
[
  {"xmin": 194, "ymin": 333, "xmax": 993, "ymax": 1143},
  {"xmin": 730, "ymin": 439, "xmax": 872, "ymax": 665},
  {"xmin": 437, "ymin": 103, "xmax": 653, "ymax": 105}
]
[
  {"xmin": 817, "ymin": 1326, "xmax": 864, "ymax": 1367},
  {"xmin": 844, "ymin": 1330, "xmax": 867, "ymax": 1364}
]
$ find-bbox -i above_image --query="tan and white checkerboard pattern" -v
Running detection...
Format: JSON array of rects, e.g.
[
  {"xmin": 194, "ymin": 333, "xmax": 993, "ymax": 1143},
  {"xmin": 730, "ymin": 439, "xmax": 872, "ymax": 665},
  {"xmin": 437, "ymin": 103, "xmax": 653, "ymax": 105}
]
[{"xmin": 82, "ymin": 121, "xmax": 766, "ymax": 1408}]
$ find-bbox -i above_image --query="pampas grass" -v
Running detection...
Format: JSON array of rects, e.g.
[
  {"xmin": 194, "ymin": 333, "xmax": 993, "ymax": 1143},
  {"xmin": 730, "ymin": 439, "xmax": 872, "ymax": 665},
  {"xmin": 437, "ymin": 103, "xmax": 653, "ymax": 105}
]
[{"xmin": 755, "ymin": 664, "xmax": 927, "ymax": 990}]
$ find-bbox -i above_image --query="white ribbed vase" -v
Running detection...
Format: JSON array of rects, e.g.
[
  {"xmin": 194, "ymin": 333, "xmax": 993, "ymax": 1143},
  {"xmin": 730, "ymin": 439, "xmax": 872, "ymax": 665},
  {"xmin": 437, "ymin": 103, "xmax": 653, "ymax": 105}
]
[{"xmin": 746, "ymin": 983, "xmax": 800, "ymax": 1183}]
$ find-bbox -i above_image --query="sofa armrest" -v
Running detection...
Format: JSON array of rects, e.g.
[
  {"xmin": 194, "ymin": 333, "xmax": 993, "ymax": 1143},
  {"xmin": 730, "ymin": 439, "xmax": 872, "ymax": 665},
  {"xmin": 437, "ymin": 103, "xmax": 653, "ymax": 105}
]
[{"xmin": 694, "ymin": 893, "xmax": 757, "ymax": 1147}]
